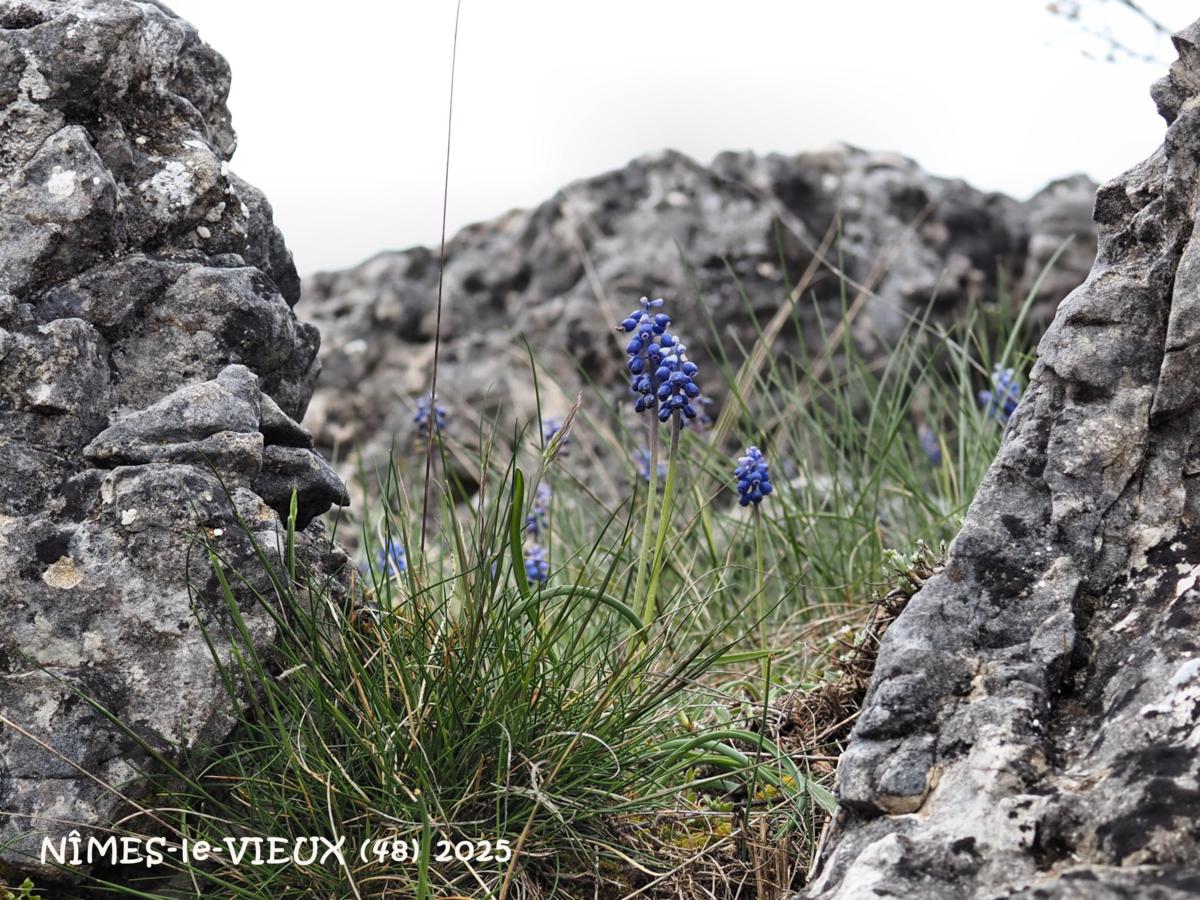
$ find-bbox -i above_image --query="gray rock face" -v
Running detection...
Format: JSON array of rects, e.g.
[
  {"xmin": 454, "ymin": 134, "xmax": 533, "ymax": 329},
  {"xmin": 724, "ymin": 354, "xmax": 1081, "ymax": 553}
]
[
  {"xmin": 0, "ymin": 0, "xmax": 346, "ymax": 877},
  {"xmin": 301, "ymin": 146, "xmax": 1096, "ymax": 478},
  {"xmin": 807, "ymin": 21, "xmax": 1200, "ymax": 900}
]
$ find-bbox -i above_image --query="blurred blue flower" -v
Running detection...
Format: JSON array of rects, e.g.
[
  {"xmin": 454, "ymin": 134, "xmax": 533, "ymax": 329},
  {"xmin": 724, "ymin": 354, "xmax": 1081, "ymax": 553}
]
[
  {"xmin": 526, "ymin": 482, "xmax": 551, "ymax": 537},
  {"xmin": 541, "ymin": 416, "xmax": 570, "ymax": 455},
  {"xmin": 978, "ymin": 366, "xmax": 1021, "ymax": 425},
  {"xmin": 414, "ymin": 392, "xmax": 447, "ymax": 438},
  {"xmin": 633, "ymin": 448, "xmax": 667, "ymax": 484},
  {"xmin": 524, "ymin": 543, "xmax": 549, "ymax": 583},
  {"xmin": 362, "ymin": 537, "xmax": 407, "ymax": 578},
  {"xmin": 695, "ymin": 395, "xmax": 716, "ymax": 429},
  {"xmin": 918, "ymin": 426, "xmax": 942, "ymax": 466},
  {"xmin": 734, "ymin": 446, "xmax": 773, "ymax": 507}
]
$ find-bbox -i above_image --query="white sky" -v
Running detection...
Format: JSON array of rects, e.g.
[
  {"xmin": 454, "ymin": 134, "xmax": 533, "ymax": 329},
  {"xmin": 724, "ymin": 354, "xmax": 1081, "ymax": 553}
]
[{"xmin": 165, "ymin": 1, "xmax": 1190, "ymax": 275}]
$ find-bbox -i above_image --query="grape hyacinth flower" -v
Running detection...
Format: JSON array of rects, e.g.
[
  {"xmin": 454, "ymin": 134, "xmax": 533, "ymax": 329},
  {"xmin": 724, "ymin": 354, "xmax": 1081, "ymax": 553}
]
[
  {"xmin": 978, "ymin": 366, "xmax": 1021, "ymax": 425},
  {"xmin": 695, "ymin": 395, "xmax": 716, "ymax": 429},
  {"xmin": 617, "ymin": 296, "xmax": 672, "ymax": 414},
  {"xmin": 524, "ymin": 543, "xmax": 549, "ymax": 583},
  {"xmin": 620, "ymin": 296, "xmax": 702, "ymax": 631},
  {"xmin": 364, "ymin": 537, "xmax": 407, "ymax": 578},
  {"xmin": 616, "ymin": 297, "xmax": 702, "ymax": 425},
  {"xmin": 918, "ymin": 425, "xmax": 942, "ymax": 466},
  {"xmin": 734, "ymin": 446, "xmax": 773, "ymax": 506},
  {"xmin": 414, "ymin": 392, "xmax": 447, "ymax": 438},
  {"xmin": 652, "ymin": 339, "xmax": 702, "ymax": 423},
  {"xmin": 525, "ymin": 482, "xmax": 551, "ymax": 537}
]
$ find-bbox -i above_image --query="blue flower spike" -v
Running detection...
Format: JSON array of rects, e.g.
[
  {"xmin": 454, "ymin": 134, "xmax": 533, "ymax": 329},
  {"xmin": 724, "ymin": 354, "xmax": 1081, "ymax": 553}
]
[
  {"xmin": 524, "ymin": 543, "xmax": 550, "ymax": 583},
  {"xmin": 653, "ymin": 339, "xmax": 702, "ymax": 424},
  {"xmin": 615, "ymin": 296, "xmax": 701, "ymax": 424},
  {"xmin": 369, "ymin": 538, "xmax": 407, "ymax": 578},
  {"xmin": 734, "ymin": 446, "xmax": 773, "ymax": 507},
  {"xmin": 414, "ymin": 392, "xmax": 447, "ymax": 438},
  {"xmin": 540, "ymin": 415, "xmax": 571, "ymax": 458},
  {"xmin": 977, "ymin": 366, "xmax": 1022, "ymax": 425},
  {"xmin": 633, "ymin": 448, "xmax": 668, "ymax": 484},
  {"xmin": 918, "ymin": 426, "xmax": 942, "ymax": 466},
  {"xmin": 526, "ymin": 483, "xmax": 551, "ymax": 538}
]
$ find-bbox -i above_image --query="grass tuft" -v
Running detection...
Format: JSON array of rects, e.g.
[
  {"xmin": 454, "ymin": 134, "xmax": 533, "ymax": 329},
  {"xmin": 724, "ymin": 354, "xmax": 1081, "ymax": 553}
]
[{"xmin": 61, "ymin": 258, "xmax": 1048, "ymax": 899}]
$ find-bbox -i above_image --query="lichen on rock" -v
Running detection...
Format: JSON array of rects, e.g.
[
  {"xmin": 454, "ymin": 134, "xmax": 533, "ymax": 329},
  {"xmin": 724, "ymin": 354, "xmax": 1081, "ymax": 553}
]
[{"xmin": 0, "ymin": 0, "xmax": 347, "ymax": 879}]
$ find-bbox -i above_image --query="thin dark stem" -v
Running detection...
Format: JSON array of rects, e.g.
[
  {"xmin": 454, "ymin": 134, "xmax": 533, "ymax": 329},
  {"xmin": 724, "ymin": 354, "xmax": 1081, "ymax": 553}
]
[
  {"xmin": 1114, "ymin": 0, "xmax": 1171, "ymax": 36},
  {"xmin": 420, "ymin": 0, "xmax": 463, "ymax": 559},
  {"xmin": 1048, "ymin": 0, "xmax": 1173, "ymax": 64}
]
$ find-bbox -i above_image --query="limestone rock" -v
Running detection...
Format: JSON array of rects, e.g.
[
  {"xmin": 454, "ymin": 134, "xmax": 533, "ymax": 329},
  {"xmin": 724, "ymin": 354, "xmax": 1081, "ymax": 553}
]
[
  {"xmin": 254, "ymin": 444, "xmax": 351, "ymax": 529},
  {"xmin": 82, "ymin": 365, "xmax": 263, "ymax": 468},
  {"xmin": 807, "ymin": 20, "xmax": 1200, "ymax": 899},
  {"xmin": 0, "ymin": 0, "xmax": 347, "ymax": 878}
]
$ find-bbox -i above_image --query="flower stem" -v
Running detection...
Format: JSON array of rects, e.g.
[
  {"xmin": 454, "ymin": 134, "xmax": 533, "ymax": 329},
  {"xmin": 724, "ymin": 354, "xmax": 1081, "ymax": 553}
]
[
  {"xmin": 632, "ymin": 414, "xmax": 660, "ymax": 635},
  {"xmin": 643, "ymin": 416, "xmax": 682, "ymax": 627},
  {"xmin": 754, "ymin": 504, "xmax": 767, "ymax": 681}
]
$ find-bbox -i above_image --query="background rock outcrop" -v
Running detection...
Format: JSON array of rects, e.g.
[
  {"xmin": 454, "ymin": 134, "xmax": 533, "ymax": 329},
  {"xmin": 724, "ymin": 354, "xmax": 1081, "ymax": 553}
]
[
  {"xmin": 0, "ymin": 0, "xmax": 346, "ymax": 877},
  {"xmin": 807, "ymin": 20, "xmax": 1200, "ymax": 899},
  {"xmin": 301, "ymin": 147, "xmax": 1097, "ymax": 483}
]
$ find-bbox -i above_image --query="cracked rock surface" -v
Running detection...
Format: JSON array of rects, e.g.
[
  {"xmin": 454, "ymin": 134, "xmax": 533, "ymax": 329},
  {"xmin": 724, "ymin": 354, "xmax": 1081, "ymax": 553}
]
[
  {"xmin": 807, "ymin": 20, "xmax": 1200, "ymax": 900},
  {"xmin": 0, "ymin": 0, "xmax": 346, "ymax": 877}
]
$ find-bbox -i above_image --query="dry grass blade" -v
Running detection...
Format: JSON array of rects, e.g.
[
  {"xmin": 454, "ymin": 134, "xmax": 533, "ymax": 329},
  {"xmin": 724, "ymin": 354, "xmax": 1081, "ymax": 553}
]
[{"xmin": 420, "ymin": 0, "xmax": 464, "ymax": 556}]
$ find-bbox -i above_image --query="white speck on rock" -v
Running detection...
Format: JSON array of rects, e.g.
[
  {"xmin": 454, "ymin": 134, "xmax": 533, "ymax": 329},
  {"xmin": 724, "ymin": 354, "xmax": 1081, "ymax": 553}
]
[
  {"xmin": 196, "ymin": 225, "xmax": 211, "ymax": 239},
  {"xmin": 1174, "ymin": 563, "xmax": 1200, "ymax": 599},
  {"xmin": 46, "ymin": 167, "xmax": 77, "ymax": 198},
  {"xmin": 1113, "ymin": 608, "xmax": 1141, "ymax": 632},
  {"xmin": 120, "ymin": 508, "xmax": 138, "ymax": 526},
  {"xmin": 18, "ymin": 53, "xmax": 50, "ymax": 101},
  {"xmin": 26, "ymin": 382, "xmax": 54, "ymax": 406},
  {"xmin": 32, "ymin": 694, "xmax": 60, "ymax": 731},
  {"xmin": 148, "ymin": 160, "xmax": 195, "ymax": 208},
  {"xmin": 82, "ymin": 631, "xmax": 106, "ymax": 658},
  {"xmin": 1169, "ymin": 658, "xmax": 1200, "ymax": 689},
  {"xmin": 1139, "ymin": 658, "xmax": 1200, "ymax": 718}
]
